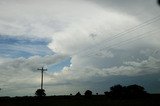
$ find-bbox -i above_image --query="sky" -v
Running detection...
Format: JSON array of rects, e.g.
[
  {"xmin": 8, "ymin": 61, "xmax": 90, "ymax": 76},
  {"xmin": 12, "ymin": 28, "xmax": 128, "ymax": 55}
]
[{"xmin": 0, "ymin": 0, "xmax": 160, "ymax": 96}]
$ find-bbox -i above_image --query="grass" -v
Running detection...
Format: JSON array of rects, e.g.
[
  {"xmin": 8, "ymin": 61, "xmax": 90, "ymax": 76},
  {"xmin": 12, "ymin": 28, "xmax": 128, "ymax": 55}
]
[{"xmin": 0, "ymin": 95, "xmax": 160, "ymax": 106}]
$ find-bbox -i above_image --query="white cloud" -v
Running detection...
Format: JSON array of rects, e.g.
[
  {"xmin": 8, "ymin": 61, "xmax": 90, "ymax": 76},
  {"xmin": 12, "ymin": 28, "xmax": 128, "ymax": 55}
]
[
  {"xmin": 48, "ymin": 9, "xmax": 139, "ymax": 55},
  {"xmin": 49, "ymin": 56, "xmax": 160, "ymax": 86}
]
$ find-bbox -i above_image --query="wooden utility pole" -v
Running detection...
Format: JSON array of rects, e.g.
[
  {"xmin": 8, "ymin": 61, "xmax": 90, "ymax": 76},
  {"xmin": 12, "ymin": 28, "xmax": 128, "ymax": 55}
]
[{"xmin": 37, "ymin": 67, "xmax": 47, "ymax": 89}]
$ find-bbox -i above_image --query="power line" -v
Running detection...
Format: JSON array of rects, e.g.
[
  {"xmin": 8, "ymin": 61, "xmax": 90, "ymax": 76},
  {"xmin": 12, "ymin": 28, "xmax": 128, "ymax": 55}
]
[
  {"xmin": 79, "ymin": 28, "xmax": 160, "ymax": 57},
  {"xmin": 73, "ymin": 15, "xmax": 160, "ymax": 56},
  {"xmin": 90, "ymin": 29, "xmax": 159, "ymax": 57},
  {"xmin": 98, "ymin": 15, "xmax": 160, "ymax": 44}
]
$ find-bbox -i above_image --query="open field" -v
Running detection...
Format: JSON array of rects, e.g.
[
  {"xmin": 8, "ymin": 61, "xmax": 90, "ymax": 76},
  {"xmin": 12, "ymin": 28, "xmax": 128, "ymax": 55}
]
[{"xmin": 0, "ymin": 95, "xmax": 160, "ymax": 106}]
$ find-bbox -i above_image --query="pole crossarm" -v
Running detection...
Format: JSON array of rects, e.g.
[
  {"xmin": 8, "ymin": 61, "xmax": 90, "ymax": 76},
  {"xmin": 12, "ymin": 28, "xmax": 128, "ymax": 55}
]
[
  {"xmin": 37, "ymin": 67, "xmax": 47, "ymax": 71},
  {"xmin": 37, "ymin": 67, "xmax": 47, "ymax": 90}
]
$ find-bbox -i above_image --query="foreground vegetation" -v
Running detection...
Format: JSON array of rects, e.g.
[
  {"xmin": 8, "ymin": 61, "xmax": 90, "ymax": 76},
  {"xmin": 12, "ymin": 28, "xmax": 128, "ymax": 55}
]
[{"xmin": 0, "ymin": 95, "xmax": 160, "ymax": 106}]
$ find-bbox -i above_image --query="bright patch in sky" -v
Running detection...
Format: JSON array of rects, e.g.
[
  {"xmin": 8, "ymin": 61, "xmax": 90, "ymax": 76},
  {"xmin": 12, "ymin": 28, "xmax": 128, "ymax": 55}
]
[{"xmin": 48, "ymin": 57, "xmax": 71, "ymax": 73}]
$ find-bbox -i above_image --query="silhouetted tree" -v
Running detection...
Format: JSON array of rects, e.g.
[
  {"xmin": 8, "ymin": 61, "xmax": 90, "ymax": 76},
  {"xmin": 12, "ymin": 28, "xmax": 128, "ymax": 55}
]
[
  {"xmin": 110, "ymin": 84, "xmax": 125, "ymax": 98},
  {"xmin": 84, "ymin": 90, "xmax": 92, "ymax": 97},
  {"xmin": 110, "ymin": 84, "xmax": 123, "ymax": 92},
  {"xmin": 70, "ymin": 94, "xmax": 73, "ymax": 96},
  {"xmin": 107, "ymin": 84, "xmax": 148, "ymax": 99},
  {"xmin": 75, "ymin": 92, "xmax": 81, "ymax": 96},
  {"xmin": 126, "ymin": 84, "xmax": 147, "ymax": 98},
  {"xmin": 104, "ymin": 91, "xmax": 109, "ymax": 96},
  {"xmin": 35, "ymin": 89, "xmax": 46, "ymax": 97}
]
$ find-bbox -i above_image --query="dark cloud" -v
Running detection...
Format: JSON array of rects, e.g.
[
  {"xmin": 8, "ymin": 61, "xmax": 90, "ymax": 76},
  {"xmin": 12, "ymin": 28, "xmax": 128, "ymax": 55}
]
[{"xmin": 158, "ymin": 0, "xmax": 160, "ymax": 5}]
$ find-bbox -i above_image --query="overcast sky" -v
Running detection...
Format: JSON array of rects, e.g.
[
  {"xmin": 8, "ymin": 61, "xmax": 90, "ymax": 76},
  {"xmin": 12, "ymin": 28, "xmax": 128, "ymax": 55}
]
[{"xmin": 0, "ymin": 0, "xmax": 160, "ymax": 96}]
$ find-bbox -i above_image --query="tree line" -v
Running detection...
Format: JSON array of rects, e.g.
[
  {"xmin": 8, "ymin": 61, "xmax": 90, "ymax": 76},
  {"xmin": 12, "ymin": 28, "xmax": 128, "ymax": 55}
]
[{"xmin": 35, "ymin": 84, "xmax": 148, "ymax": 99}]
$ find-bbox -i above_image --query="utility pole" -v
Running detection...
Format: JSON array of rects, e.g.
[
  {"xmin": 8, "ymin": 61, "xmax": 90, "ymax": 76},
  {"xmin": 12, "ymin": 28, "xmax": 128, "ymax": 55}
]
[{"xmin": 37, "ymin": 67, "xmax": 47, "ymax": 89}]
